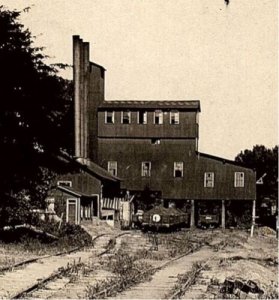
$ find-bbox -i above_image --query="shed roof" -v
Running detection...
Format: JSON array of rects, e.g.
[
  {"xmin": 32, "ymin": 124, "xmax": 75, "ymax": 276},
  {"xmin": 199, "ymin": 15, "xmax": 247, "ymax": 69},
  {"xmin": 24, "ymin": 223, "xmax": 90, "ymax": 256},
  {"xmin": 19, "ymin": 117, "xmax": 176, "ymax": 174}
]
[
  {"xmin": 98, "ymin": 100, "xmax": 201, "ymax": 111},
  {"xmin": 197, "ymin": 152, "xmax": 256, "ymax": 171},
  {"xmin": 85, "ymin": 159, "xmax": 121, "ymax": 182},
  {"xmin": 56, "ymin": 185, "xmax": 93, "ymax": 197},
  {"xmin": 57, "ymin": 151, "xmax": 121, "ymax": 182}
]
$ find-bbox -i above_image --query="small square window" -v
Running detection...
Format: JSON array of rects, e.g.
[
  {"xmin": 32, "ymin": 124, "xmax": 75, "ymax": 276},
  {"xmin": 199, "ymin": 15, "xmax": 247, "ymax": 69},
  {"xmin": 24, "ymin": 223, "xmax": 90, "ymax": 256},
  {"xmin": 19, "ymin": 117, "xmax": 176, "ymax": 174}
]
[
  {"xmin": 174, "ymin": 162, "xmax": 183, "ymax": 178},
  {"xmin": 108, "ymin": 161, "xmax": 117, "ymax": 176},
  {"xmin": 138, "ymin": 111, "xmax": 147, "ymax": 124},
  {"xmin": 141, "ymin": 162, "xmax": 151, "ymax": 177},
  {"xmin": 105, "ymin": 111, "xmax": 114, "ymax": 124},
  {"xmin": 170, "ymin": 111, "xmax": 179, "ymax": 124},
  {"xmin": 121, "ymin": 111, "xmax": 131, "ymax": 124},
  {"xmin": 204, "ymin": 172, "xmax": 214, "ymax": 187},
  {"xmin": 57, "ymin": 180, "xmax": 72, "ymax": 188},
  {"xmin": 154, "ymin": 110, "xmax": 163, "ymax": 124},
  {"xmin": 151, "ymin": 138, "xmax": 161, "ymax": 145},
  {"xmin": 234, "ymin": 172, "xmax": 244, "ymax": 187}
]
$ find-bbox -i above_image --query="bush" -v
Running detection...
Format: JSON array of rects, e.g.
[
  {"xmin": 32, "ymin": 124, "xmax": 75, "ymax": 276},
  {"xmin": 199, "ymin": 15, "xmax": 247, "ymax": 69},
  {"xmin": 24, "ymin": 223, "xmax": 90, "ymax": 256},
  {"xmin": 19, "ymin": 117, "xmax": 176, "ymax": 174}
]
[
  {"xmin": 0, "ymin": 221, "xmax": 92, "ymax": 252},
  {"xmin": 0, "ymin": 227, "xmax": 55, "ymax": 244},
  {"xmin": 37, "ymin": 221, "xmax": 93, "ymax": 248}
]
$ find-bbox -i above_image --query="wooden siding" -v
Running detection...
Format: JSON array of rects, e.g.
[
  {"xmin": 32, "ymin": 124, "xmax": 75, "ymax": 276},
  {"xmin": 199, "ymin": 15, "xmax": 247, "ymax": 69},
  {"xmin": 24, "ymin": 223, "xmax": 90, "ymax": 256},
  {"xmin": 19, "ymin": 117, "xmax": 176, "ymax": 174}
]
[
  {"xmin": 180, "ymin": 155, "xmax": 256, "ymax": 200},
  {"xmin": 88, "ymin": 64, "xmax": 105, "ymax": 161},
  {"xmin": 97, "ymin": 110, "xmax": 198, "ymax": 139},
  {"xmin": 97, "ymin": 138, "xmax": 256, "ymax": 200},
  {"xmin": 55, "ymin": 172, "xmax": 102, "ymax": 196},
  {"xmin": 48, "ymin": 189, "xmax": 99, "ymax": 223},
  {"xmin": 47, "ymin": 189, "xmax": 76, "ymax": 222},
  {"xmin": 72, "ymin": 37, "xmax": 256, "ymax": 204}
]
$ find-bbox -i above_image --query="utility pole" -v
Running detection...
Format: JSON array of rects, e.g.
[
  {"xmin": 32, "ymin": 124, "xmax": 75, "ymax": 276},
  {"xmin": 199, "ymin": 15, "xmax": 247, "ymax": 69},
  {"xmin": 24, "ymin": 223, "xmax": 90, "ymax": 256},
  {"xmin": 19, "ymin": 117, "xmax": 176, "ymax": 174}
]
[{"xmin": 250, "ymin": 199, "xmax": 256, "ymax": 237}]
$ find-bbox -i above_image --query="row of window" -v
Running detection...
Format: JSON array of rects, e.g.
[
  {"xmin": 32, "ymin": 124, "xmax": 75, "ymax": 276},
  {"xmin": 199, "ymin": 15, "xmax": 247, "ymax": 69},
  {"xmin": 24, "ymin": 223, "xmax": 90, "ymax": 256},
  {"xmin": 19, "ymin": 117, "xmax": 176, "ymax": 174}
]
[
  {"xmin": 105, "ymin": 110, "xmax": 179, "ymax": 125},
  {"xmin": 205, "ymin": 172, "xmax": 245, "ymax": 187},
  {"xmin": 108, "ymin": 161, "xmax": 245, "ymax": 187},
  {"xmin": 57, "ymin": 168, "xmax": 245, "ymax": 188}
]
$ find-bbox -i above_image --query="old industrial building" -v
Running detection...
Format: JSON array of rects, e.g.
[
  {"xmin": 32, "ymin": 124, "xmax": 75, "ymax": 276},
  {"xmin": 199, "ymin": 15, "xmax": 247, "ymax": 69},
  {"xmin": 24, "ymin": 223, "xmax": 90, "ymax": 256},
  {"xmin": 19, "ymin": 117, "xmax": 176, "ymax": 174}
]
[{"xmin": 69, "ymin": 35, "xmax": 256, "ymax": 228}]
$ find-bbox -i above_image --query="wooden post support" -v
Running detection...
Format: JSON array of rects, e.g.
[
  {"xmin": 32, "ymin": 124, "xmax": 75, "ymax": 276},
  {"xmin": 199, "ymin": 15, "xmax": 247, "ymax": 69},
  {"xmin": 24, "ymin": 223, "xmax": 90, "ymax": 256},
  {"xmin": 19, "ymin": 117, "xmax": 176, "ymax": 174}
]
[
  {"xmin": 250, "ymin": 199, "xmax": 256, "ymax": 237},
  {"xmin": 190, "ymin": 199, "xmax": 195, "ymax": 228},
  {"xmin": 221, "ymin": 200, "xmax": 225, "ymax": 229}
]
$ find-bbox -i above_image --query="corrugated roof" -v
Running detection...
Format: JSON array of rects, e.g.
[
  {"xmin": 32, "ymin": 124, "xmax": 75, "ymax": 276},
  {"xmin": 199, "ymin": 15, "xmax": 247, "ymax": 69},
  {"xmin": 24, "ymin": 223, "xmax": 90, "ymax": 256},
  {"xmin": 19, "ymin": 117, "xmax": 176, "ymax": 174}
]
[{"xmin": 98, "ymin": 100, "xmax": 201, "ymax": 111}]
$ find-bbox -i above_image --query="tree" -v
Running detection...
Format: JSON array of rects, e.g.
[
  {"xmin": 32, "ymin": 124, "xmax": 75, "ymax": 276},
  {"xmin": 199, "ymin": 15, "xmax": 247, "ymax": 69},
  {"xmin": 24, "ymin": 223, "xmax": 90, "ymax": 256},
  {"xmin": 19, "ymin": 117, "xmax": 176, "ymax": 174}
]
[
  {"xmin": 235, "ymin": 145, "xmax": 278, "ymax": 202},
  {"xmin": 0, "ymin": 7, "xmax": 73, "ymax": 226}
]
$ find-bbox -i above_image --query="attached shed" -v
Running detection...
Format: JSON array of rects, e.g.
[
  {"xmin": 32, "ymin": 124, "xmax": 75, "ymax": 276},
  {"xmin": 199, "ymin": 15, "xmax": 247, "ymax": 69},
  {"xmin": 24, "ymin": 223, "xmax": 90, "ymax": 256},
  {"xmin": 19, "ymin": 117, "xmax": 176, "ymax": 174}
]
[
  {"xmin": 46, "ymin": 153, "xmax": 121, "ymax": 225},
  {"xmin": 47, "ymin": 186, "xmax": 100, "ymax": 224}
]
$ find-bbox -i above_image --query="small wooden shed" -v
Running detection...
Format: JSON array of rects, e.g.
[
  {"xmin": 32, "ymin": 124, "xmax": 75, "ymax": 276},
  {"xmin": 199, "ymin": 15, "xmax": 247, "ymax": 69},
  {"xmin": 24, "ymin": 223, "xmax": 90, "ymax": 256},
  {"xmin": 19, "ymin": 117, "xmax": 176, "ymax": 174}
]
[{"xmin": 46, "ymin": 152, "xmax": 121, "ymax": 225}]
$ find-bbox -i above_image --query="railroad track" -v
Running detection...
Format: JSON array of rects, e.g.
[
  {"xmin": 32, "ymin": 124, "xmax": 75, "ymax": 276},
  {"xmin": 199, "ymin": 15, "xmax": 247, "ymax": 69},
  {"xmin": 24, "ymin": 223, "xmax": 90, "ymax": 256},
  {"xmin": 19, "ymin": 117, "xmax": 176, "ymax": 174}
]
[
  {"xmin": 5, "ymin": 232, "xmax": 131, "ymax": 299},
  {"xmin": 106, "ymin": 247, "xmax": 217, "ymax": 300},
  {"xmin": 0, "ymin": 233, "xmax": 125, "ymax": 299},
  {"xmin": 4, "ymin": 230, "xmax": 219, "ymax": 299},
  {"xmin": 0, "ymin": 232, "xmax": 112, "ymax": 275},
  {"xmin": 82, "ymin": 230, "xmax": 219, "ymax": 299},
  {"xmin": 0, "ymin": 246, "xmax": 82, "ymax": 274}
]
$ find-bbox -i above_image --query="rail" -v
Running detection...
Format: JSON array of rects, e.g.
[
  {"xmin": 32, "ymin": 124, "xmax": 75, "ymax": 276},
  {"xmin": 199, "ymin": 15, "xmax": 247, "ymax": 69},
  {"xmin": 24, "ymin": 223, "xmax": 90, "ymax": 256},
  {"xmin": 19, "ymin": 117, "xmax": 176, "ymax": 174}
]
[{"xmin": 10, "ymin": 232, "xmax": 130, "ymax": 299}]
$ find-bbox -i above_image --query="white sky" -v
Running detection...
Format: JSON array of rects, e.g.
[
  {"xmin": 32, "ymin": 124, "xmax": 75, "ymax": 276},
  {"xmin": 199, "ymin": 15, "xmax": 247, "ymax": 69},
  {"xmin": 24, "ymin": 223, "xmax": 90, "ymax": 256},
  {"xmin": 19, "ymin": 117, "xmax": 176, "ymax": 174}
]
[{"xmin": 2, "ymin": 0, "xmax": 278, "ymax": 159}]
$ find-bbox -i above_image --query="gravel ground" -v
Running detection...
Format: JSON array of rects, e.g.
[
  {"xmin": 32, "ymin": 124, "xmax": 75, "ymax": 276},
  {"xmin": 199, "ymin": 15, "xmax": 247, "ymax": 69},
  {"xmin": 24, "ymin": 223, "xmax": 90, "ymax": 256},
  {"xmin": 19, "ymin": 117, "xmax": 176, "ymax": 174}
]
[{"xmin": 0, "ymin": 227, "xmax": 277, "ymax": 299}]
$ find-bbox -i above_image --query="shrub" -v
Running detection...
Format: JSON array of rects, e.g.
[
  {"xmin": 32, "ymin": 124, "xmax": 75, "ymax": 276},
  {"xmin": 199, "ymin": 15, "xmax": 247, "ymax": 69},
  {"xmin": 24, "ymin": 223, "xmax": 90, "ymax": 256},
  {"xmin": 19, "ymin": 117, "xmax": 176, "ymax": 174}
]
[{"xmin": 0, "ymin": 221, "xmax": 92, "ymax": 253}]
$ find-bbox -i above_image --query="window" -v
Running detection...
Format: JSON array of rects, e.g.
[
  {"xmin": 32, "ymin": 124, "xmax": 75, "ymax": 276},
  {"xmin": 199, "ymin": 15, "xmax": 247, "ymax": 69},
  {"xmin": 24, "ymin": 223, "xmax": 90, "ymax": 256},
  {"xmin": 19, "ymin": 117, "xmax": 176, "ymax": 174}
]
[
  {"xmin": 170, "ymin": 111, "xmax": 179, "ymax": 124},
  {"xmin": 151, "ymin": 138, "xmax": 161, "ymax": 145},
  {"xmin": 174, "ymin": 162, "xmax": 183, "ymax": 178},
  {"xmin": 154, "ymin": 110, "xmax": 163, "ymax": 124},
  {"xmin": 108, "ymin": 161, "xmax": 117, "ymax": 176},
  {"xmin": 57, "ymin": 180, "xmax": 72, "ymax": 188},
  {"xmin": 234, "ymin": 172, "xmax": 244, "ymax": 187},
  {"xmin": 141, "ymin": 162, "xmax": 151, "ymax": 177},
  {"xmin": 204, "ymin": 172, "xmax": 214, "ymax": 187},
  {"xmin": 138, "ymin": 111, "xmax": 147, "ymax": 124},
  {"xmin": 121, "ymin": 111, "xmax": 131, "ymax": 124},
  {"xmin": 105, "ymin": 111, "xmax": 114, "ymax": 124}
]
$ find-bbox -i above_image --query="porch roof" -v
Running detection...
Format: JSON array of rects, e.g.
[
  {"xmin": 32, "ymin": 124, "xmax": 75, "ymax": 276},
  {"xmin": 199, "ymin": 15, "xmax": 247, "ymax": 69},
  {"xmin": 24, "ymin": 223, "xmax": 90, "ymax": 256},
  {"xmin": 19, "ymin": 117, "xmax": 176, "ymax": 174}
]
[{"xmin": 57, "ymin": 185, "xmax": 94, "ymax": 198}]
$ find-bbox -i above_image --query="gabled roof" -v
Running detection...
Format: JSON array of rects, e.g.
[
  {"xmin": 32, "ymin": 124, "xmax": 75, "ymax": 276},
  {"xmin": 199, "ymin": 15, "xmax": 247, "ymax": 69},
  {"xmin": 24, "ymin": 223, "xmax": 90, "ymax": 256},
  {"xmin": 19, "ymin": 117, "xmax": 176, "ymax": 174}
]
[
  {"xmin": 98, "ymin": 100, "xmax": 201, "ymax": 111},
  {"xmin": 57, "ymin": 151, "xmax": 121, "ymax": 182}
]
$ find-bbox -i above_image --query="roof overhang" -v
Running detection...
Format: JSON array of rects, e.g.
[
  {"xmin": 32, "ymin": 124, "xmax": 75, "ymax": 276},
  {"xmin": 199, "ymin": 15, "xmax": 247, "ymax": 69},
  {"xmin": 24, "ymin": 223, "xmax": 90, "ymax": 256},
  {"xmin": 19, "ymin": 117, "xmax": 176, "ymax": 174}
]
[
  {"xmin": 98, "ymin": 100, "xmax": 201, "ymax": 111},
  {"xmin": 57, "ymin": 185, "xmax": 96, "ymax": 198},
  {"xmin": 57, "ymin": 151, "xmax": 121, "ymax": 183}
]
